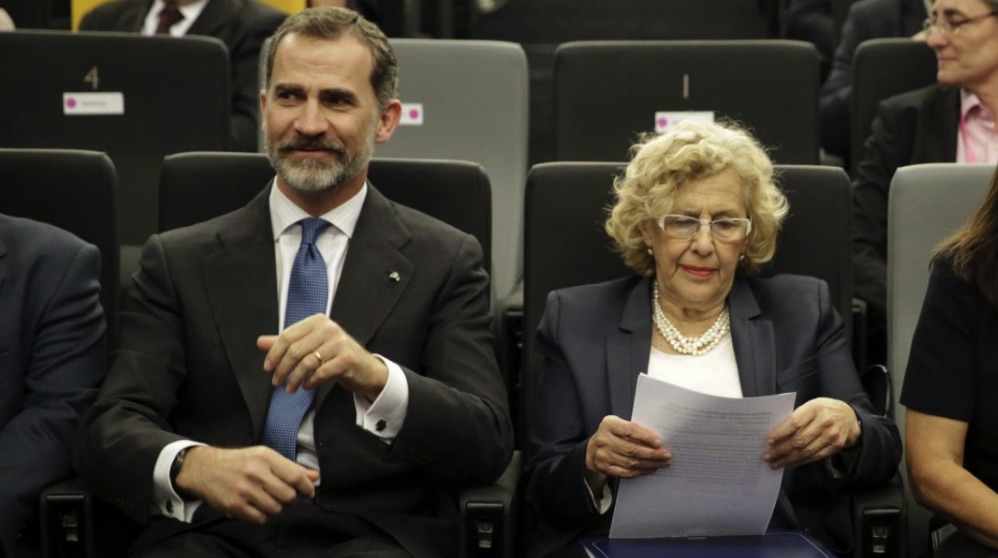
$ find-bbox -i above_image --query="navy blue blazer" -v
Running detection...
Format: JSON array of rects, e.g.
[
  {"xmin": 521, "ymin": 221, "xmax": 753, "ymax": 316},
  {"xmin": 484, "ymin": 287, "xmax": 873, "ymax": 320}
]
[
  {"xmin": 0, "ymin": 215, "xmax": 106, "ymax": 555},
  {"xmin": 523, "ymin": 274, "xmax": 901, "ymax": 557}
]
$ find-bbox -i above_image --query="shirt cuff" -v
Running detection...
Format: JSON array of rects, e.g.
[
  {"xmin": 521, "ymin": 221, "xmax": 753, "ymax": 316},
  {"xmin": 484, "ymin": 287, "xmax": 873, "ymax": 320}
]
[
  {"xmin": 585, "ymin": 478, "xmax": 614, "ymax": 515},
  {"xmin": 582, "ymin": 479, "xmax": 613, "ymax": 515},
  {"xmin": 152, "ymin": 440, "xmax": 205, "ymax": 522},
  {"xmin": 354, "ymin": 355, "xmax": 408, "ymax": 441}
]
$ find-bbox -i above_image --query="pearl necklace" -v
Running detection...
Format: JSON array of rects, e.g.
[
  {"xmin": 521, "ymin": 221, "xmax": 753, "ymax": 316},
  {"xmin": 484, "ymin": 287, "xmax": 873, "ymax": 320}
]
[{"xmin": 651, "ymin": 281, "xmax": 730, "ymax": 356}]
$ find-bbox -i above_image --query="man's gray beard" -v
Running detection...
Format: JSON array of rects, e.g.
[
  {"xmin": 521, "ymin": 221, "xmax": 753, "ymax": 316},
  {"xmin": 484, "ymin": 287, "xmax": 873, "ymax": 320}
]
[{"xmin": 267, "ymin": 142, "xmax": 371, "ymax": 196}]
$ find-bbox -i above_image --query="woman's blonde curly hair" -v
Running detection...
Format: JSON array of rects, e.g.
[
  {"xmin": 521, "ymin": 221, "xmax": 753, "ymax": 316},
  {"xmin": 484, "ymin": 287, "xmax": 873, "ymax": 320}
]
[{"xmin": 605, "ymin": 119, "xmax": 789, "ymax": 276}]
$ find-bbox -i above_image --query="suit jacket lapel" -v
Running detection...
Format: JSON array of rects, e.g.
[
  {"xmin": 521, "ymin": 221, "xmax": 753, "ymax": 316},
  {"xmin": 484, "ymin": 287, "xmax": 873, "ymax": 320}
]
[
  {"xmin": 314, "ymin": 186, "xmax": 413, "ymax": 409},
  {"xmin": 729, "ymin": 279, "xmax": 775, "ymax": 398},
  {"xmin": 607, "ymin": 277, "xmax": 653, "ymax": 420},
  {"xmin": 115, "ymin": 0, "xmax": 151, "ymax": 32},
  {"xmin": 608, "ymin": 278, "xmax": 776, "ymax": 404},
  {"xmin": 202, "ymin": 186, "xmax": 279, "ymax": 437}
]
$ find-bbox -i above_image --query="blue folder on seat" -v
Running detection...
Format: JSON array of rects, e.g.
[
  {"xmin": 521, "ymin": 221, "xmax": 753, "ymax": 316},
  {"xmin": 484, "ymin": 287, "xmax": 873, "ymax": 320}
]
[{"xmin": 583, "ymin": 531, "xmax": 835, "ymax": 558}]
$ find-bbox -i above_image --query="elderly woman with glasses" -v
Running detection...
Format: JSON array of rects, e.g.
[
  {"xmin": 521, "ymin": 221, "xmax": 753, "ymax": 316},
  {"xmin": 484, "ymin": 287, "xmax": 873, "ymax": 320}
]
[
  {"xmin": 853, "ymin": 0, "xmax": 998, "ymax": 369},
  {"xmin": 523, "ymin": 120, "xmax": 902, "ymax": 558}
]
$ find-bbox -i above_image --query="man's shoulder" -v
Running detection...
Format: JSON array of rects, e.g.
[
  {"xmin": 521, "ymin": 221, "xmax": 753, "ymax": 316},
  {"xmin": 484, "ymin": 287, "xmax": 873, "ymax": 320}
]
[
  {"xmin": 739, "ymin": 274, "xmax": 832, "ymax": 322},
  {"xmin": 872, "ymin": 84, "xmax": 955, "ymax": 132},
  {"xmin": 848, "ymin": 0, "xmax": 899, "ymax": 21},
  {"xmin": 236, "ymin": 0, "xmax": 287, "ymax": 20},
  {"xmin": 79, "ymin": 0, "xmax": 146, "ymax": 29},
  {"xmin": 387, "ymin": 201, "xmax": 466, "ymax": 238},
  {"xmin": 743, "ymin": 273, "xmax": 826, "ymax": 298},
  {"xmin": 552, "ymin": 276, "xmax": 643, "ymax": 317},
  {"xmin": 202, "ymin": 0, "xmax": 287, "ymax": 32},
  {"xmin": 155, "ymin": 202, "xmax": 255, "ymax": 248},
  {"xmin": 882, "ymin": 84, "xmax": 955, "ymax": 112},
  {"xmin": 0, "ymin": 214, "xmax": 93, "ymax": 260}
]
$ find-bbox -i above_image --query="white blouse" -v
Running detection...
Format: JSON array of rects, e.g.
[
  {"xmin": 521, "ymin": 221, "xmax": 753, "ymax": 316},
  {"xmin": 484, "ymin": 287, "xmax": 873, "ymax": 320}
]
[{"xmin": 647, "ymin": 333, "xmax": 743, "ymax": 398}]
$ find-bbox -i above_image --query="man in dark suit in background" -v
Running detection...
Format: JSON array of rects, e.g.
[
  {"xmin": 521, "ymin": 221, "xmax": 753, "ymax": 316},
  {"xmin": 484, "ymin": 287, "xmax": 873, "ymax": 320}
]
[
  {"xmin": 0, "ymin": 214, "xmax": 106, "ymax": 557},
  {"xmin": 75, "ymin": 7, "xmax": 513, "ymax": 557},
  {"xmin": 79, "ymin": 0, "xmax": 287, "ymax": 152}
]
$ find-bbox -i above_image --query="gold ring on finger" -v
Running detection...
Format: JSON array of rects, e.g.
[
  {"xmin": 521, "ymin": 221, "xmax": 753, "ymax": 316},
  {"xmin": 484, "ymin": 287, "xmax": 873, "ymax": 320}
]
[{"xmin": 313, "ymin": 351, "xmax": 324, "ymax": 365}]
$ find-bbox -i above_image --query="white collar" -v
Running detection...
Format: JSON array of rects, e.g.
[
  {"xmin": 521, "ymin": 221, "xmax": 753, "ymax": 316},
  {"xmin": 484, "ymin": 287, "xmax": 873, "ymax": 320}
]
[{"xmin": 268, "ymin": 179, "xmax": 367, "ymax": 241}]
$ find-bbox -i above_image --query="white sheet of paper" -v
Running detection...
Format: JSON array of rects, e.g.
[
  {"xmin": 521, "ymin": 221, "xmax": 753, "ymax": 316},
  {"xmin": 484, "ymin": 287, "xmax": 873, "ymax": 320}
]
[{"xmin": 609, "ymin": 374, "xmax": 795, "ymax": 538}]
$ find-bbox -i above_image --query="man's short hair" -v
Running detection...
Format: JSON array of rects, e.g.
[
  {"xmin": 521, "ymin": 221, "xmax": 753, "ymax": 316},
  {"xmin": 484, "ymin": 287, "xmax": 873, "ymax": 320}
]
[{"xmin": 264, "ymin": 6, "xmax": 398, "ymax": 109}]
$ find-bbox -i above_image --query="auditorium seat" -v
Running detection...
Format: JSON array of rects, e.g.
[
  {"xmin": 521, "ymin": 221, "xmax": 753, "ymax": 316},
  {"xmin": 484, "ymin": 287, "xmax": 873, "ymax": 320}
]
[
  {"xmin": 0, "ymin": 30, "xmax": 231, "ymax": 309},
  {"xmin": 377, "ymin": 38, "xmax": 529, "ymax": 309},
  {"xmin": 850, "ymin": 38, "xmax": 937, "ymax": 177},
  {"xmin": 552, "ymin": 40, "xmax": 821, "ymax": 165}
]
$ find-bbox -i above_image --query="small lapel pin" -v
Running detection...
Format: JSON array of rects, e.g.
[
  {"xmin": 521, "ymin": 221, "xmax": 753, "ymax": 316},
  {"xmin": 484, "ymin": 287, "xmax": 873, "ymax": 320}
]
[{"xmin": 388, "ymin": 271, "xmax": 401, "ymax": 282}]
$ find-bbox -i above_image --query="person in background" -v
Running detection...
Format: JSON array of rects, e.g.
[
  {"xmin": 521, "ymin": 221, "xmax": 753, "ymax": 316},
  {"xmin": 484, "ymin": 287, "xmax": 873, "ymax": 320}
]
[
  {"xmin": 523, "ymin": 120, "xmax": 901, "ymax": 558},
  {"xmin": 79, "ymin": 0, "xmax": 287, "ymax": 152},
  {"xmin": 0, "ymin": 214, "xmax": 106, "ymax": 557},
  {"xmin": 819, "ymin": 0, "xmax": 927, "ymax": 166},
  {"xmin": 74, "ymin": 7, "xmax": 512, "ymax": 557},
  {"xmin": 853, "ymin": 0, "xmax": 998, "ymax": 367},
  {"xmin": 903, "ymin": 167, "xmax": 998, "ymax": 558},
  {"xmin": 785, "ymin": 0, "xmax": 837, "ymax": 81}
]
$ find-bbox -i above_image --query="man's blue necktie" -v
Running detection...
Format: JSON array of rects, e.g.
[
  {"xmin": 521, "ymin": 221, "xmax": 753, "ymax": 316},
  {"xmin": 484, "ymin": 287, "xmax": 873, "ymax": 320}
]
[{"xmin": 262, "ymin": 217, "xmax": 331, "ymax": 461}]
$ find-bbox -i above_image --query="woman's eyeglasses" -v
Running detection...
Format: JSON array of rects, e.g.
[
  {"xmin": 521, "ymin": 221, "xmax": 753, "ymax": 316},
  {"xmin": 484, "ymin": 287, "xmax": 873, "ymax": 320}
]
[
  {"xmin": 922, "ymin": 11, "xmax": 996, "ymax": 36},
  {"xmin": 656, "ymin": 215, "xmax": 752, "ymax": 242}
]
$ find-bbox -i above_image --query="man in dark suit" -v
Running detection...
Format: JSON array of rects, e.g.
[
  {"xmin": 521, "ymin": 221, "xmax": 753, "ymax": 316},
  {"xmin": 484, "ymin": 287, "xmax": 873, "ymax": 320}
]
[
  {"xmin": 0, "ymin": 214, "xmax": 106, "ymax": 556},
  {"xmin": 79, "ymin": 0, "xmax": 287, "ymax": 152},
  {"xmin": 74, "ymin": 7, "xmax": 513, "ymax": 557}
]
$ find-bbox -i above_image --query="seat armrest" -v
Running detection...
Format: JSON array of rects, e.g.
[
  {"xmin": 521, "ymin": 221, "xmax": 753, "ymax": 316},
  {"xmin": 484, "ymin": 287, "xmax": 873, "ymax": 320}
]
[
  {"xmin": 852, "ymin": 476, "xmax": 906, "ymax": 558},
  {"xmin": 459, "ymin": 451, "xmax": 522, "ymax": 558},
  {"xmin": 496, "ymin": 280, "xmax": 524, "ymax": 443},
  {"xmin": 40, "ymin": 477, "xmax": 95, "ymax": 558},
  {"xmin": 39, "ymin": 477, "xmax": 141, "ymax": 558},
  {"xmin": 861, "ymin": 364, "xmax": 893, "ymax": 420}
]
